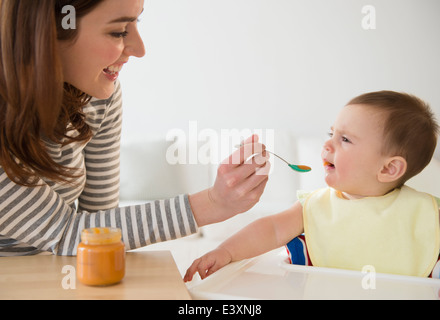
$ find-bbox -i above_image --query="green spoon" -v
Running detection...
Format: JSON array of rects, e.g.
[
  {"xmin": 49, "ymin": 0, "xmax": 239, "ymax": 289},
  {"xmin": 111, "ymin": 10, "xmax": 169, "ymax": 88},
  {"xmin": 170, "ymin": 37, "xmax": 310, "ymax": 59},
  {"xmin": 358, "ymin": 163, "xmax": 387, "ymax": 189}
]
[
  {"xmin": 266, "ymin": 151, "xmax": 312, "ymax": 173},
  {"xmin": 235, "ymin": 143, "xmax": 311, "ymax": 173}
]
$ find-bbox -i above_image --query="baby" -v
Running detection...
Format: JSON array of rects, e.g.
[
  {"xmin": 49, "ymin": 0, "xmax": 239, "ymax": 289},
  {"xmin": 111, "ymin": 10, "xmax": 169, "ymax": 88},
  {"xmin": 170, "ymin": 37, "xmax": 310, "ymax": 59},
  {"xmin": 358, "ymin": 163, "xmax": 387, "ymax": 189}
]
[{"xmin": 184, "ymin": 90, "xmax": 440, "ymax": 281}]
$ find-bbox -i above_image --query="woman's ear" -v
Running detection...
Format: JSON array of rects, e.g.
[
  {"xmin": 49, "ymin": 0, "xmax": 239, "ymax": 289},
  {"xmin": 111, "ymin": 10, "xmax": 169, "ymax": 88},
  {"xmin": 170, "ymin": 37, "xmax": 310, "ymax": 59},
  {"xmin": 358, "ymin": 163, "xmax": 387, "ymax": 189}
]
[{"xmin": 377, "ymin": 156, "xmax": 407, "ymax": 183}]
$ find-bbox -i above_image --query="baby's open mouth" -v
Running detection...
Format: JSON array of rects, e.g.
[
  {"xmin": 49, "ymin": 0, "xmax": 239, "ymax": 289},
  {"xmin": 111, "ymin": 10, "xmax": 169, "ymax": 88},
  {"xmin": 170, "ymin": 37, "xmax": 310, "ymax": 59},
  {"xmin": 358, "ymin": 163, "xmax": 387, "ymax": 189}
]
[{"xmin": 323, "ymin": 160, "xmax": 335, "ymax": 169}]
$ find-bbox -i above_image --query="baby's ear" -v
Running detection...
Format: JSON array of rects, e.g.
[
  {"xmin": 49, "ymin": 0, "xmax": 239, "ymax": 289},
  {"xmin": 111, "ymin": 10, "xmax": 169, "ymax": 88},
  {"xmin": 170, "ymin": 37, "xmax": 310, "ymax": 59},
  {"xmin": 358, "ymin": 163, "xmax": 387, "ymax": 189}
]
[{"xmin": 377, "ymin": 156, "xmax": 407, "ymax": 183}]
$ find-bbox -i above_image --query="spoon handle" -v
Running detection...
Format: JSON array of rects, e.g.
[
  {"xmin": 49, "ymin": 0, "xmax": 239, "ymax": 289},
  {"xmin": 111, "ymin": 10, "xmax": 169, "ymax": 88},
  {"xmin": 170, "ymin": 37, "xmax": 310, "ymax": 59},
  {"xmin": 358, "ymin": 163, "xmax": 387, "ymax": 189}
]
[
  {"xmin": 266, "ymin": 151, "xmax": 290, "ymax": 166},
  {"xmin": 235, "ymin": 144, "xmax": 311, "ymax": 172},
  {"xmin": 235, "ymin": 144, "xmax": 290, "ymax": 165}
]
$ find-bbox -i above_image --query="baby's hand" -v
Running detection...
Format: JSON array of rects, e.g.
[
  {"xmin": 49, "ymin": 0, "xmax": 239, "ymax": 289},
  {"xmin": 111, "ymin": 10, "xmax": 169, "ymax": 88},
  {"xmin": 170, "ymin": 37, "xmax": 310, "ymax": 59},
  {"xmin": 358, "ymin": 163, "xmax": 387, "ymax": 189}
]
[{"xmin": 183, "ymin": 247, "xmax": 232, "ymax": 282}]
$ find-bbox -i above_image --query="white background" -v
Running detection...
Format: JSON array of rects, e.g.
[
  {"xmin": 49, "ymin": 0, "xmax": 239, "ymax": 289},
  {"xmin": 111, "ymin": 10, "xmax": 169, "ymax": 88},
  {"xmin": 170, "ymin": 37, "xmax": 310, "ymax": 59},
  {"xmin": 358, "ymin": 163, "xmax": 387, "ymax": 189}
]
[{"xmin": 119, "ymin": 0, "xmax": 440, "ymax": 160}]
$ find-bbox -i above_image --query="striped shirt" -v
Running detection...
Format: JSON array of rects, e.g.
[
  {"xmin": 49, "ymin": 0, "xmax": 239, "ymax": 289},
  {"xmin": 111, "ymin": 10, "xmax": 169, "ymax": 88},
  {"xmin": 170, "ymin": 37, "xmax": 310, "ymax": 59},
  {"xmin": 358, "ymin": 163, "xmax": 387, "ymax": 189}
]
[{"xmin": 0, "ymin": 81, "xmax": 198, "ymax": 256}]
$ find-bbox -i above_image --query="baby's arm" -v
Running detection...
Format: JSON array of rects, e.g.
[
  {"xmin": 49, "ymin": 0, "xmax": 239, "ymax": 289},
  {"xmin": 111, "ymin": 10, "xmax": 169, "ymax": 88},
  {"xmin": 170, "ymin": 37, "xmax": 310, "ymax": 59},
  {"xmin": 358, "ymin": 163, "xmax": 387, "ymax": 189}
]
[{"xmin": 184, "ymin": 200, "xmax": 304, "ymax": 282}]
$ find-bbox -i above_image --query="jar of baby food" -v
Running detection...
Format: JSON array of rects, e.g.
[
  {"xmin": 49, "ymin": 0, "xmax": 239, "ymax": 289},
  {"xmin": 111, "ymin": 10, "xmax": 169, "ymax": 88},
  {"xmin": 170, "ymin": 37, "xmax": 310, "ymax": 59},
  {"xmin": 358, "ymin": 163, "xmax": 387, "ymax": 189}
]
[{"xmin": 77, "ymin": 227, "xmax": 125, "ymax": 286}]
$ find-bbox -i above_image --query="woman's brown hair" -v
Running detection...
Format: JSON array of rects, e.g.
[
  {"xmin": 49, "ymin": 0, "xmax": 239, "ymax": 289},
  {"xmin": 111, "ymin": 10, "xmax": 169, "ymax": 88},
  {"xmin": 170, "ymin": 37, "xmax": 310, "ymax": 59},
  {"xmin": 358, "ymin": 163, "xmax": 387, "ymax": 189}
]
[
  {"xmin": 0, "ymin": 0, "xmax": 104, "ymax": 186},
  {"xmin": 347, "ymin": 91, "xmax": 439, "ymax": 185}
]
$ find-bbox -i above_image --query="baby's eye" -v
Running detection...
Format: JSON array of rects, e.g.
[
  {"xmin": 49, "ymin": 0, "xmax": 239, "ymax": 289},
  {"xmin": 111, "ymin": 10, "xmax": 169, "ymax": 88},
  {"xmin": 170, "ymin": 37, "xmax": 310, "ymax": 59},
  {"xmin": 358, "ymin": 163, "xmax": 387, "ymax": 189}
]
[
  {"xmin": 342, "ymin": 136, "xmax": 351, "ymax": 143},
  {"xmin": 327, "ymin": 132, "xmax": 334, "ymax": 138}
]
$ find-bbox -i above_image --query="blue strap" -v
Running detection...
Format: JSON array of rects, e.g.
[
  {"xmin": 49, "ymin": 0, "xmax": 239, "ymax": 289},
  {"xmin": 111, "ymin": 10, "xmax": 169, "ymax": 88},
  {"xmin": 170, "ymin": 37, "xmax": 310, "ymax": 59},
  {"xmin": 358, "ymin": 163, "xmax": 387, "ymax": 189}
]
[{"xmin": 286, "ymin": 237, "xmax": 306, "ymax": 266}]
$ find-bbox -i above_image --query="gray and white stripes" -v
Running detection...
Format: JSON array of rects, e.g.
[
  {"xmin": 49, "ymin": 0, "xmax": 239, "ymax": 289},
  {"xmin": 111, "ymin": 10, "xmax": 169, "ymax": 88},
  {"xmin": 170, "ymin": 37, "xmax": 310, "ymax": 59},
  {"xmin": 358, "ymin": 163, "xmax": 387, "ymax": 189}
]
[
  {"xmin": 66, "ymin": 196, "xmax": 197, "ymax": 252},
  {"xmin": 55, "ymin": 195, "xmax": 196, "ymax": 256},
  {"xmin": 0, "ymin": 81, "xmax": 198, "ymax": 256}
]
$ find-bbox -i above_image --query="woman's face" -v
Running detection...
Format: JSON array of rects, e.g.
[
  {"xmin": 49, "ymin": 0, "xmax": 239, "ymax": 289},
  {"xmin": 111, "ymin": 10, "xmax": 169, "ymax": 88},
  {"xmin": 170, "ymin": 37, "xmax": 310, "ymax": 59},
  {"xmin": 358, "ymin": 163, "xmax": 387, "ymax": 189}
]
[{"xmin": 58, "ymin": 0, "xmax": 145, "ymax": 99}]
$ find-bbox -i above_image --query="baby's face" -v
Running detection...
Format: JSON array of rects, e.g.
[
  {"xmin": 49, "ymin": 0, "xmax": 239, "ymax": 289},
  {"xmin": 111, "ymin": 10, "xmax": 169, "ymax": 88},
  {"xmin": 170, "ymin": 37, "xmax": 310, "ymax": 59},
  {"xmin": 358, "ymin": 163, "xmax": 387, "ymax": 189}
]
[{"xmin": 321, "ymin": 104, "xmax": 389, "ymax": 198}]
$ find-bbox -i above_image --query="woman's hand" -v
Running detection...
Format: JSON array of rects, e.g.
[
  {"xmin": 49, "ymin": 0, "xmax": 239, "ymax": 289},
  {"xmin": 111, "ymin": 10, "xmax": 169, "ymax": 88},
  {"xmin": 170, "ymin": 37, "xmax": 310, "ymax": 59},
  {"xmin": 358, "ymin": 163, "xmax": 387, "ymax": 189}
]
[
  {"xmin": 189, "ymin": 135, "xmax": 270, "ymax": 226},
  {"xmin": 210, "ymin": 134, "xmax": 270, "ymax": 217}
]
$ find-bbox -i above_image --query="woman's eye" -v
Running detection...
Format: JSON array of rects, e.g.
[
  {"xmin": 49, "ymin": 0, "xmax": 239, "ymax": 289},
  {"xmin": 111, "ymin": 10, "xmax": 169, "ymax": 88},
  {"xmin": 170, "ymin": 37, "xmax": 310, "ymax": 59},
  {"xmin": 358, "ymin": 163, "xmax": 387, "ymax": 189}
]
[{"xmin": 111, "ymin": 31, "xmax": 128, "ymax": 39}]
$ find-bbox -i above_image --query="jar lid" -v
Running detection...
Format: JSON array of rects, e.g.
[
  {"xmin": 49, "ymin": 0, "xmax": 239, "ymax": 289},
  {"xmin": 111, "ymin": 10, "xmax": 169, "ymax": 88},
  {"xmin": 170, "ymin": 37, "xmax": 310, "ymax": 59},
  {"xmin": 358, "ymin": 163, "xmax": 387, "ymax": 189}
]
[{"xmin": 81, "ymin": 227, "xmax": 122, "ymax": 245}]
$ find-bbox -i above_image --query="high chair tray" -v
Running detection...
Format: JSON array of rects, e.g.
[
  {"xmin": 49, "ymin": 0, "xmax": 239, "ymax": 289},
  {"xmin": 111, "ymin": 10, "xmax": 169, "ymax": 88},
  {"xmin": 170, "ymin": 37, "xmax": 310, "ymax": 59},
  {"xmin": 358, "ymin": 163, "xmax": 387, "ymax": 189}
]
[{"xmin": 188, "ymin": 248, "xmax": 440, "ymax": 300}]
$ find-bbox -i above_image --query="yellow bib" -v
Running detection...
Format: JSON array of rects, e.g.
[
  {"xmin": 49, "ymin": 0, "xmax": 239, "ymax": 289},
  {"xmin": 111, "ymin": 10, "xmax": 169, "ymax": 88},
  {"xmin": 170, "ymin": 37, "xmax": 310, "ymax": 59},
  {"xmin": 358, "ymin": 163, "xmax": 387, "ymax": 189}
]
[{"xmin": 303, "ymin": 186, "xmax": 440, "ymax": 277}]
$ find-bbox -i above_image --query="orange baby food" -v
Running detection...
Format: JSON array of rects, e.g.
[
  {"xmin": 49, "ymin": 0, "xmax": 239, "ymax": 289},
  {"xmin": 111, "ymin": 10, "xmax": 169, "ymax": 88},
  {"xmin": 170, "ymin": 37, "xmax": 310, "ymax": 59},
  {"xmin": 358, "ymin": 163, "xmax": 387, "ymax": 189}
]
[{"xmin": 77, "ymin": 227, "xmax": 125, "ymax": 286}]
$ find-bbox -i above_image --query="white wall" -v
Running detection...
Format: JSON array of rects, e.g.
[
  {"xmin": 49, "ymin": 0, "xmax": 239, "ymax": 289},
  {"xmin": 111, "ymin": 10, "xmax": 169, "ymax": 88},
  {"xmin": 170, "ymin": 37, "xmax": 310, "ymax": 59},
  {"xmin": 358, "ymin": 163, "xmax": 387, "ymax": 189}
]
[{"xmin": 119, "ymin": 0, "xmax": 440, "ymax": 160}]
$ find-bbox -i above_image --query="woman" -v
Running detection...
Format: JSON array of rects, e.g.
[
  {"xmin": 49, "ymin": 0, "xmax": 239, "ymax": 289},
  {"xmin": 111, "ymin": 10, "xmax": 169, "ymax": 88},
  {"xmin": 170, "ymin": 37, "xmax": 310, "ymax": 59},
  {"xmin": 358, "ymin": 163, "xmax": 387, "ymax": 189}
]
[{"xmin": 0, "ymin": 0, "xmax": 270, "ymax": 256}]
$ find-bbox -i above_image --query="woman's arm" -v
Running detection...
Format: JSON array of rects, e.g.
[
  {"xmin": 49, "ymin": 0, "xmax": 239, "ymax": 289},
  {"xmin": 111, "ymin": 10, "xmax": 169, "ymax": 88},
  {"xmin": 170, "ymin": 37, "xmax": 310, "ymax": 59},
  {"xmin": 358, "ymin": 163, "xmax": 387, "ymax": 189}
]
[
  {"xmin": 0, "ymin": 165, "xmax": 196, "ymax": 256},
  {"xmin": 0, "ymin": 82, "xmax": 196, "ymax": 256},
  {"xmin": 184, "ymin": 200, "xmax": 304, "ymax": 281},
  {"xmin": 0, "ymin": 82, "xmax": 271, "ymax": 256}
]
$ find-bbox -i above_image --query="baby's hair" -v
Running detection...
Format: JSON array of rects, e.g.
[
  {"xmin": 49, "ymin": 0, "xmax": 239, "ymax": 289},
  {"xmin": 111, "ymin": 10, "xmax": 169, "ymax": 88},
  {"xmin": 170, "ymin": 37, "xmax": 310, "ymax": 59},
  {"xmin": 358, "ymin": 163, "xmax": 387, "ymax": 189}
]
[{"xmin": 347, "ymin": 91, "xmax": 439, "ymax": 185}]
